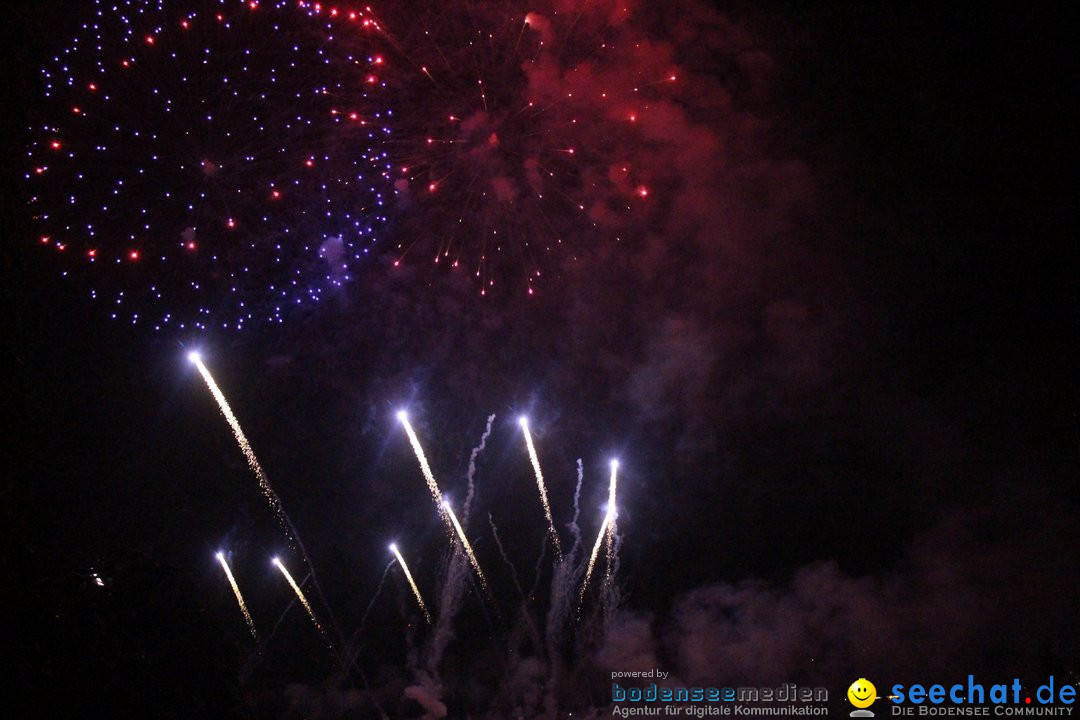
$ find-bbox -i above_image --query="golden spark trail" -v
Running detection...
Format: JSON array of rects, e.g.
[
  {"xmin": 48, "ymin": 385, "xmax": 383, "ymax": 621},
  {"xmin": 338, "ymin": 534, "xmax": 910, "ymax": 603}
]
[
  {"xmin": 580, "ymin": 510, "xmax": 611, "ymax": 605},
  {"xmin": 189, "ymin": 353, "xmax": 342, "ymax": 662},
  {"xmin": 216, "ymin": 552, "xmax": 258, "ymax": 642},
  {"xmin": 520, "ymin": 418, "xmax": 562, "ymax": 558},
  {"xmin": 605, "ymin": 460, "xmax": 619, "ymax": 566},
  {"xmin": 189, "ymin": 352, "xmax": 289, "ymax": 534},
  {"xmin": 397, "ymin": 411, "xmax": 448, "ymax": 524},
  {"xmin": 389, "ymin": 543, "xmax": 432, "ymax": 624},
  {"xmin": 273, "ymin": 556, "xmax": 327, "ymax": 642},
  {"xmin": 443, "ymin": 501, "xmax": 489, "ymax": 592},
  {"xmin": 580, "ymin": 460, "xmax": 619, "ymax": 606}
]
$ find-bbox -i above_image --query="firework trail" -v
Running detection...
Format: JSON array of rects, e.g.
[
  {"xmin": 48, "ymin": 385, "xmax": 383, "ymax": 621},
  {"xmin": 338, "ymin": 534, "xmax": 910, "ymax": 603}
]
[
  {"xmin": 190, "ymin": 353, "xmax": 280, "ymax": 522},
  {"xmin": 189, "ymin": 352, "xmax": 342, "ymax": 646},
  {"xmin": 421, "ymin": 418, "xmax": 496, "ymax": 681},
  {"xmin": 397, "ymin": 411, "xmax": 448, "ymax": 525},
  {"xmin": 605, "ymin": 459, "xmax": 620, "ymax": 569},
  {"xmin": 579, "ymin": 461, "xmax": 619, "ymax": 607},
  {"xmin": 272, "ymin": 556, "xmax": 327, "ymax": 645},
  {"xmin": 28, "ymin": 0, "xmax": 390, "ymax": 330},
  {"xmin": 390, "ymin": 543, "xmax": 432, "ymax": 624},
  {"xmin": 216, "ymin": 552, "xmax": 258, "ymax": 642},
  {"xmin": 442, "ymin": 501, "xmax": 489, "ymax": 592},
  {"xmin": 580, "ymin": 510, "xmax": 611, "ymax": 607},
  {"xmin": 519, "ymin": 417, "xmax": 562, "ymax": 558}
]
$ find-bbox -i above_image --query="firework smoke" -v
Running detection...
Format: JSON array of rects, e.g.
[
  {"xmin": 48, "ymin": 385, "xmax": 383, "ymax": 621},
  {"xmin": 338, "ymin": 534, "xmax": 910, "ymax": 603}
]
[
  {"xmin": 519, "ymin": 417, "xmax": 562, "ymax": 558},
  {"xmin": 216, "ymin": 552, "xmax": 258, "ymax": 643},
  {"xmin": 390, "ymin": 543, "xmax": 432, "ymax": 624},
  {"xmin": 463, "ymin": 414, "xmax": 495, "ymax": 520}
]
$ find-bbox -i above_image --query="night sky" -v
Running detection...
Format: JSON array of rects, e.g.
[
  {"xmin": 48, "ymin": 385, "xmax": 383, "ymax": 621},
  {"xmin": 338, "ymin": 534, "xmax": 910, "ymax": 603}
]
[{"xmin": 4, "ymin": 2, "xmax": 1077, "ymax": 718}]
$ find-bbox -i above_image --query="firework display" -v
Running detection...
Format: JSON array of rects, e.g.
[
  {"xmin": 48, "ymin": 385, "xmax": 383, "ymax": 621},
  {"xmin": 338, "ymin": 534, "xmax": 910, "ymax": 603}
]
[
  {"xmin": 374, "ymin": 1, "xmax": 668, "ymax": 295},
  {"xmin": 26, "ymin": 0, "xmax": 391, "ymax": 330},
  {"xmin": 191, "ymin": 351, "xmax": 626, "ymax": 716},
  {"xmin": 27, "ymin": 0, "xmax": 678, "ymax": 320},
  {"xmin": 16, "ymin": 0, "xmax": 1076, "ymax": 716}
]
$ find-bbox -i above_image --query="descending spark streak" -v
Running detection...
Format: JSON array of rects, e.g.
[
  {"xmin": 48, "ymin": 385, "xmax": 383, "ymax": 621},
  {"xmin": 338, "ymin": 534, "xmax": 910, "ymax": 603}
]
[
  {"xmin": 189, "ymin": 351, "xmax": 342, "ymax": 660},
  {"xmin": 216, "ymin": 552, "xmax": 258, "ymax": 642},
  {"xmin": 605, "ymin": 459, "xmax": 619, "ymax": 566},
  {"xmin": 580, "ymin": 511, "xmax": 611, "ymax": 606},
  {"xmin": 580, "ymin": 460, "xmax": 619, "ymax": 606},
  {"xmin": 442, "ymin": 501, "xmax": 488, "ymax": 591},
  {"xmin": 519, "ymin": 417, "xmax": 562, "ymax": 558},
  {"xmin": 272, "ymin": 557, "xmax": 327, "ymax": 642},
  {"xmin": 389, "ymin": 543, "xmax": 432, "ymax": 624},
  {"xmin": 189, "ymin": 352, "xmax": 287, "ymax": 532},
  {"xmin": 397, "ymin": 411, "xmax": 448, "ymax": 523}
]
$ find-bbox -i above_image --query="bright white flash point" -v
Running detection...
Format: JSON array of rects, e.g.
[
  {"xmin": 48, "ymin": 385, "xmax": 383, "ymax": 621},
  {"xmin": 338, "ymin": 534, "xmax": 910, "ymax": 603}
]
[
  {"xmin": 396, "ymin": 410, "xmax": 407, "ymax": 422},
  {"xmin": 215, "ymin": 551, "xmax": 224, "ymax": 560},
  {"xmin": 388, "ymin": 543, "xmax": 397, "ymax": 552},
  {"xmin": 611, "ymin": 459, "xmax": 619, "ymax": 470},
  {"xmin": 187, "ymin": 350, "xmax": 201, "ymax": 363},
  {"xmin": 518, "ymin": 416, "xmax": 528, "ymax": 427}
]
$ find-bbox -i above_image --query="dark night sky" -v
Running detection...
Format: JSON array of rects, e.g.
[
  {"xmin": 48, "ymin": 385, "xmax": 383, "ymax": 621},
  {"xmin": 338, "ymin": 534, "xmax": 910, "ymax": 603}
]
[{"xmin": 4, "ymin": 2, "xmax": 1077, "ymax": 717}]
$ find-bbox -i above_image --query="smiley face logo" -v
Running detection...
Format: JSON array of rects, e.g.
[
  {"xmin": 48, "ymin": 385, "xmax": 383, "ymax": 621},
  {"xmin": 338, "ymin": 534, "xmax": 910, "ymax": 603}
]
[{"xmin": 848, "ymin": 679, "xmax": 877, "ymax": 709}]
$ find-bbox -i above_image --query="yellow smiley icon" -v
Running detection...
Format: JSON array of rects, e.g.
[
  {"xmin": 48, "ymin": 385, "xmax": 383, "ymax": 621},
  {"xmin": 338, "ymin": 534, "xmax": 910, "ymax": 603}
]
[{"xmin": 848, "ymin": 679, "xmax": 877, "ymax": 709}]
